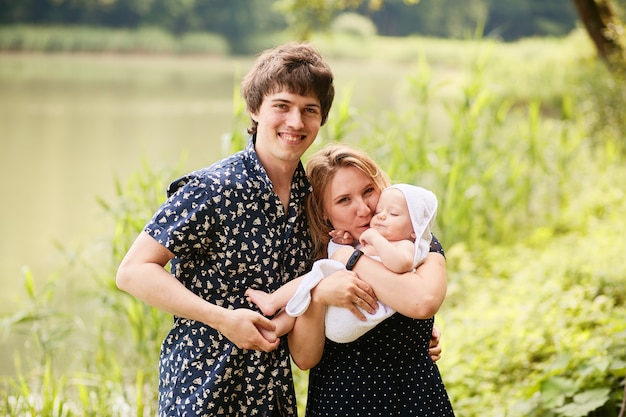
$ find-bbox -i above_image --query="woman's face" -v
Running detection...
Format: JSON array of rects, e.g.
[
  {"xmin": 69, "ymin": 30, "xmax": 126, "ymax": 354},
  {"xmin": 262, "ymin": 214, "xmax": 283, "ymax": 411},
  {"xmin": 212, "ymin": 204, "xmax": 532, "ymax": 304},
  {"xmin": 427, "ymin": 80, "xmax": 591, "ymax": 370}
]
[{"xmin": 324, "ymin": 166, "xmax": 381, "ymax": 241}]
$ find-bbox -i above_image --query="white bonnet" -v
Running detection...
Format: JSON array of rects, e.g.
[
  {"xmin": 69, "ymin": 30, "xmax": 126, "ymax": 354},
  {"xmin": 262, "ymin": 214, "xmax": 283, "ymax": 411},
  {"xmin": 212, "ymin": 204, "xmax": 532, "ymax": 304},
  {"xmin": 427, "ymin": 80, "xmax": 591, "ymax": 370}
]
[{"xmin": 385, "ymin": 184, "xmax": 438, "ymax": 267}]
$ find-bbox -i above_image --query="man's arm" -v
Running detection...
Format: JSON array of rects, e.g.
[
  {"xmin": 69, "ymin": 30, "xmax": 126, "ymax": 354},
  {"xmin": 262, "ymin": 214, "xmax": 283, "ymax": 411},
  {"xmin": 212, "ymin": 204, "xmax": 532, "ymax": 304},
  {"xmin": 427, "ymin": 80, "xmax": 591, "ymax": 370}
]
[{"xmin": 116, "ymin": 231, "xmax": 280, "ymax": 352}]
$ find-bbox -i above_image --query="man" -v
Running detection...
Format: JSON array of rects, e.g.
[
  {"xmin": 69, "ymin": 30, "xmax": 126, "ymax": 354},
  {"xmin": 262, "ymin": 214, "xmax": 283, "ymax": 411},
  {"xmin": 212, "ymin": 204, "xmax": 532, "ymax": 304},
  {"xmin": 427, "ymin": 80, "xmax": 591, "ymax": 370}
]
[{"xmin": 116, "ymin": 42, "xmax": 340, "ymax": 416}]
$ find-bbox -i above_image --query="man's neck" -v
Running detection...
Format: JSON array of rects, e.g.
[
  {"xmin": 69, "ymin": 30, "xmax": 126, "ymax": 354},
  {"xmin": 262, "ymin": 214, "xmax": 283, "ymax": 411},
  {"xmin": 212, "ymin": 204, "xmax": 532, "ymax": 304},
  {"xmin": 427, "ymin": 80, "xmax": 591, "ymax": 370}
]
[
  {"xmin": 253, "ymin": 137, "xmax": 301, "ymax": 210},
  {"xmin": 265, "ymin": 163, "xmax": 296, "ymax": 210}
]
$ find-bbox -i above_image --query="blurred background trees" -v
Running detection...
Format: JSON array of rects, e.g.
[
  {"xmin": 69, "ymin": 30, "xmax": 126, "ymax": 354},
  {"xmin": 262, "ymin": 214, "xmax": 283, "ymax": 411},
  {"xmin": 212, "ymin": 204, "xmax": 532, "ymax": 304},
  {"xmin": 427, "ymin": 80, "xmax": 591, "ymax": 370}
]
[{"xmin": 1, "ymin": 0, "xmax": 623, "ymax": 54}]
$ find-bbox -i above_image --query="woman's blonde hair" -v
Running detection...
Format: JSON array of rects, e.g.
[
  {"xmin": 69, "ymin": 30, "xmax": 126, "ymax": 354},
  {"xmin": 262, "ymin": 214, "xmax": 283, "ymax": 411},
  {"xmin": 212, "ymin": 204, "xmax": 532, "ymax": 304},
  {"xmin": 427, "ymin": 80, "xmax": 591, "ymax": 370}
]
[{"xmin": 305, "ymin": 143, "xmax": 390, "ymax": 260}]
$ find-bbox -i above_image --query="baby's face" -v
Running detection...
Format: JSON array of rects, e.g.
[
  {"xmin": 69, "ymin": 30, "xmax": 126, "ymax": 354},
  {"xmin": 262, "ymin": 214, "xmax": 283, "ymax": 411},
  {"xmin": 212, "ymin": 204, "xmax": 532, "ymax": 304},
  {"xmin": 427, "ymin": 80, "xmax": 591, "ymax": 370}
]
[{"xmin": 369, "ymin": 188, "xmax": 414, "ymax": 242}]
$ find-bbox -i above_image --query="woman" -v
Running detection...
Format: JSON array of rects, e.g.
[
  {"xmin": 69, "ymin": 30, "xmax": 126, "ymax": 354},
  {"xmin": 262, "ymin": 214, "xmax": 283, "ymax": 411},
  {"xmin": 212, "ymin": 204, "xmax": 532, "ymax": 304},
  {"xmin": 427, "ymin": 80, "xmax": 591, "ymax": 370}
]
[{"xmin": 289, "ymin": 143, "xmax": 454, "ymax": 416}]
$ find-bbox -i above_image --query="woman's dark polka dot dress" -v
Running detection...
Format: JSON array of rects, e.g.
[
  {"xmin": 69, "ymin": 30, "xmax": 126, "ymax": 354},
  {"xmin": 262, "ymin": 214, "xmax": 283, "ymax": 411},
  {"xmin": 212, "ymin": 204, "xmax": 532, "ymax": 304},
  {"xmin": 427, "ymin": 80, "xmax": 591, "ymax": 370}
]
[{"xmin": 306, "ymin": 238, "xmax": 455, "ymax": 417}]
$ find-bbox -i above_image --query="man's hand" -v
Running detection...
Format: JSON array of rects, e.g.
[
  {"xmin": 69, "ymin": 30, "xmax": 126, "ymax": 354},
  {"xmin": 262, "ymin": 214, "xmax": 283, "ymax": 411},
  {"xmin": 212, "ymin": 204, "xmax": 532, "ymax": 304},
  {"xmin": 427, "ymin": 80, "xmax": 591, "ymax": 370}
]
[
  {"xmin": 218, "ymin": 308, "xmax": 281, "ymax": 352},
  {"xmin": 429, "ymin": 325, "xmax": 442, "ymax": 362}
]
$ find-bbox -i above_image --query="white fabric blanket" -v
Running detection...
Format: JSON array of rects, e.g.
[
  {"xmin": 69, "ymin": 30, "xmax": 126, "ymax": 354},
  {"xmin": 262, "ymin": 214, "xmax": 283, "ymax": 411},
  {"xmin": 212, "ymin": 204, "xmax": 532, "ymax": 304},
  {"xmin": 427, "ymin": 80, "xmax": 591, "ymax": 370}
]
[{"xmin": 285, "ymin": 258, "xmax": 395, "ymax": 343}]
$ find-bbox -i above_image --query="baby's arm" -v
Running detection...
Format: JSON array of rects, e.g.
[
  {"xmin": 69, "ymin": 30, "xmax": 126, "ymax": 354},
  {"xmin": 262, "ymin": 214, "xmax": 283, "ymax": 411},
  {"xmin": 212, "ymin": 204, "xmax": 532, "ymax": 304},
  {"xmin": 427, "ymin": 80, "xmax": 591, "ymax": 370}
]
[
  {"xmin": 359, "ymin": 229, "xmax": 415, "ymax": 273},
  {"xmin": 246, "ymin": 276, "xmax": 303, "ymax": 316}
]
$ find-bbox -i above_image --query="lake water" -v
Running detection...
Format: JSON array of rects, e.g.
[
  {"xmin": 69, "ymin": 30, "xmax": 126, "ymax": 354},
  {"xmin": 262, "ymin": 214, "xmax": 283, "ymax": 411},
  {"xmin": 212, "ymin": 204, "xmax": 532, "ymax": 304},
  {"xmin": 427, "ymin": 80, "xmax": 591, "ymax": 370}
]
[
  {"xmin": 0, "ymin": 54, "xmax": 243, "ymax": 308},
  {"xmin": 0, "ymin": 53, "xmax": 253, "ymax": 375}
]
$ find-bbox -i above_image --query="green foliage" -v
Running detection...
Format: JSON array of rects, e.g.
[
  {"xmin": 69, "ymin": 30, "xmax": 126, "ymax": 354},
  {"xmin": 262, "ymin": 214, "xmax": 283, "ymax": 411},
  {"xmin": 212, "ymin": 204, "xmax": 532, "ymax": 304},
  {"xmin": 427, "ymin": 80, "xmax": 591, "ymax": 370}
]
[
  {"xmin": 9, "ymin": 360, "xmax": 71, "ymax": 416},
  {"xmin": 272, "ymin": 0, "xmax": 351, "ymax": 40},
  {"xmin": 343, "ymin": 34, "xmax": 602, "ymax": 249},
  {"xmin": 0, "ymin": 0, "xmax": 581, "ymax": 44},
  {"xmin": 441, "ymin": 195, "xmax": 626, "ymax": 416},
  {"xmin": 330, "ymin": 12, "xmax": 377, "ymax": 38},
  {"xmin": 1, "ymin": 269, "xmax": 74, "ymax": 369},
  {"xmin": 0, "ymin": 25, "xmax": 230, "ymax": 54},
  {"xmin": 223, "ymin": 80, "xmax": 253, "ymax": 154},
  {"xmin": 0, "ymin": 161, "xmax": 186, "ymax": 416},
  {"xmin": 1, "ymin": 35, "xmax": 626, "ymax": 417},
  {"xmin": 575, "ymin": 59, "xmax": 626, "ymax": 156}
]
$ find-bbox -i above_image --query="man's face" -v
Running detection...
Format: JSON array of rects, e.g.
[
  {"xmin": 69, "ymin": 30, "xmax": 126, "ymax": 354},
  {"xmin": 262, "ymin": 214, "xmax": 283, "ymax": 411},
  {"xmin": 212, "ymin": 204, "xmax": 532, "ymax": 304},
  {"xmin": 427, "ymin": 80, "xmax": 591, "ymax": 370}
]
[{"xmin": 252, "ymin": 89, "xmax": 322, "ymax": 168}]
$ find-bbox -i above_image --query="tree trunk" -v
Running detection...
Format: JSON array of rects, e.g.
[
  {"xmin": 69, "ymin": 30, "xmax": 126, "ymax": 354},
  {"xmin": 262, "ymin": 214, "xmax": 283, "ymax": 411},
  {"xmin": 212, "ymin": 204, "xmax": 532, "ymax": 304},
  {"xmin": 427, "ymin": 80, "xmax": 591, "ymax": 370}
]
[{"xmin": 571, "ymin": 0, "xmax": 626, "ymax": 69}]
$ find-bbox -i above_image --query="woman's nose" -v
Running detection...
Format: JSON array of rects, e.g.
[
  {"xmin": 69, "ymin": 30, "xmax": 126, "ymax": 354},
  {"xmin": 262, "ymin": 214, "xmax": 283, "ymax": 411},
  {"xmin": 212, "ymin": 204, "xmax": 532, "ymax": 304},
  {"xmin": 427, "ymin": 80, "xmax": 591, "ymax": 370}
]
[{"xmin": 355, "ymin": 200, "xmax": 372, "ymax": 217}]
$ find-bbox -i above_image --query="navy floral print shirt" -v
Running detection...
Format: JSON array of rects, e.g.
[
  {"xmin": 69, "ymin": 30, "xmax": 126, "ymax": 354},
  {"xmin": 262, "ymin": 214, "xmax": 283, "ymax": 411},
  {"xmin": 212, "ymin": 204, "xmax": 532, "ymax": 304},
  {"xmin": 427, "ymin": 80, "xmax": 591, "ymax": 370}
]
[{"xmin": 145, "ymin": 137, "xmax": 313, "ymax": 416}]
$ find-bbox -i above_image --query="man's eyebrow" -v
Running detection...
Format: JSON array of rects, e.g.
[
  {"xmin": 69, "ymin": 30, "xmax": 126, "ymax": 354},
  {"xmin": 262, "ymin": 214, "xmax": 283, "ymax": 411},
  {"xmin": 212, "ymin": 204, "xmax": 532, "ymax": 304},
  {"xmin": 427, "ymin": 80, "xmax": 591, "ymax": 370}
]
[{"xmin": 269, "ymin": 97, "xmax": 321, "ymax": 108}]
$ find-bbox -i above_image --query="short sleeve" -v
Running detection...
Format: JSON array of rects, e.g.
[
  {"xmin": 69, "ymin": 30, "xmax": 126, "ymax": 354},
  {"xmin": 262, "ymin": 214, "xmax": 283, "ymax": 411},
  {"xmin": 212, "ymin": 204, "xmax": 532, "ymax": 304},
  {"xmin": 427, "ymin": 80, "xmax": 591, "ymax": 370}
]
[
  {"xmin": 145, "ymin": 173, "xmax": 214, "ymax": 258},
  {"xmin": 429, "ymin": 234, "xmax": 445, "ymax": 258}
]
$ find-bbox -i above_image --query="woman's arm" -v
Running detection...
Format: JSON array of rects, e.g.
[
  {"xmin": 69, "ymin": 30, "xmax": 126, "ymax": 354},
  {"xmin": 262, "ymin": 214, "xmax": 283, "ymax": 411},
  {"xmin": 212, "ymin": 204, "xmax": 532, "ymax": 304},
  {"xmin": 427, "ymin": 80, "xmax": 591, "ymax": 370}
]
[
  {"xmin": 288, "ymin": 291, "xmax": 327, "ymax": 369},
  {"xmin": 289, "ymin": 241, "xmax": 445, "ymax": 368},
  {"xmin": 332, "ymin": 245, "xmax": 447, "ymax": 319},
  {"xmin": 288, "ymin": 268, "xmax": 378, "ymax": 369},
  {"xmin": 116, "ymin": 231, "xmax": 280, "ymax": 352}
]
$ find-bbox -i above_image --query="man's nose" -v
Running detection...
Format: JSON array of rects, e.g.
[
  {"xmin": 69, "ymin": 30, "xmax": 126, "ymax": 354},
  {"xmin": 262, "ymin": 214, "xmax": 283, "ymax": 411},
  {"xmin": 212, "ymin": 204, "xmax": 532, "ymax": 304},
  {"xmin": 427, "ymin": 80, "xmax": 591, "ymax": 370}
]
[{"xmin": 286, "ymin": 109, "xmax": 304, "ymax": 129}]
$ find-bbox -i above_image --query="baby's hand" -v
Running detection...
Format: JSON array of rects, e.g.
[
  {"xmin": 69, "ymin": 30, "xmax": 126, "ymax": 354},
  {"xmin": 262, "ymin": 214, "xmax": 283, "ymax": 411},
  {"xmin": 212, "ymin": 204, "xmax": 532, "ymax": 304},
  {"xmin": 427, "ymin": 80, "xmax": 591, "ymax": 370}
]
[
  {"xmin": 329, "ymin": 229, "xmax": 354, "ymax": 245},
  {"xmin": 359, "ymin": 228, "xmax": 378, "ymax": 246}
]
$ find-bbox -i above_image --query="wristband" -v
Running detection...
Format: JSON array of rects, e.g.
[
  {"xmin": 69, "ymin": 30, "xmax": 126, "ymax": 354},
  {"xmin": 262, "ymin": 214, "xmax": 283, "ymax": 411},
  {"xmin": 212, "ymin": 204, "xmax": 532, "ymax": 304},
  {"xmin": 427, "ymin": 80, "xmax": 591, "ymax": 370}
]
[{"xmin": 345, "ymin": 249, "xmax": 364, "ymax": 271}]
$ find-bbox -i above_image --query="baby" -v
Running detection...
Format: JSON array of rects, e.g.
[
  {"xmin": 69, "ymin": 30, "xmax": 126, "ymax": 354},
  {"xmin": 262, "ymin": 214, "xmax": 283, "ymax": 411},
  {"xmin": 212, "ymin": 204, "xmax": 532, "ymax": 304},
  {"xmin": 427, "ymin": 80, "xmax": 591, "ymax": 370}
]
[{"xmin": 245, "ymin": 184, "xmax": 438, "ymax": 343}]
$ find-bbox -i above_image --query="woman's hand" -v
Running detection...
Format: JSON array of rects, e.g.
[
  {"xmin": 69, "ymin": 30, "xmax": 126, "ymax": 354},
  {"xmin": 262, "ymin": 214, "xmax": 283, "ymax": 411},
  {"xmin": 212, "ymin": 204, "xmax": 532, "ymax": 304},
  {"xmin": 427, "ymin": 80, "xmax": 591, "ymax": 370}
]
[
  {"xmin": 312, "ymin": 269, "xmax": 378, "ymax": 320},
  {"xmin": 289, "ymin": 269, "xmax": 378, "ymax": 370}
]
